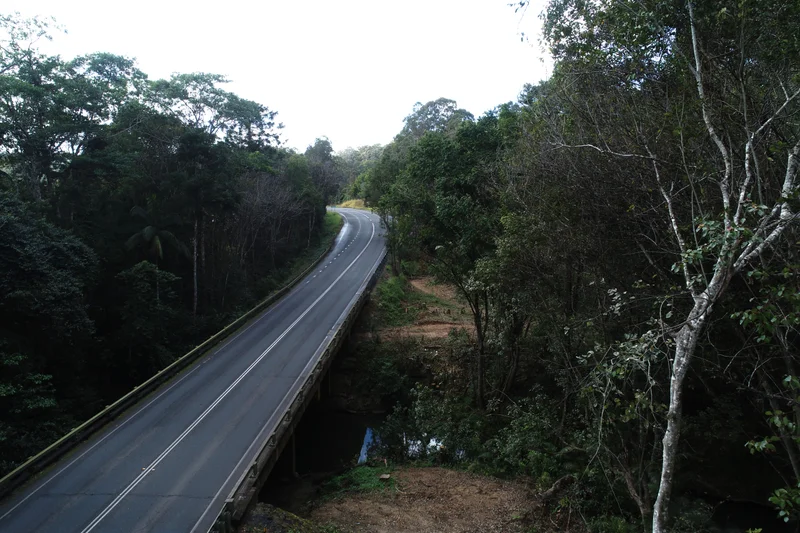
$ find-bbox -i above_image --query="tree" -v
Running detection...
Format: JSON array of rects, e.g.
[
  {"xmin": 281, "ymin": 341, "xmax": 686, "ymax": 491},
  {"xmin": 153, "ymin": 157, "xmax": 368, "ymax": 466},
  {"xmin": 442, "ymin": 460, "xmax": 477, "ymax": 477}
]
[
  {"xmin": 149, "ymin": 72, "xmax": 280, "ymax": 149},
  {"xmin": 337, "ymin": 144, "xmax": 384, "ymax": 200},
  {"xmin": 0, "ymin": 16, "xmax": 144, "ymax": 201},
  {"xmin": 383, "ymin": 115, "xmax": 506, "ymax": 408},
  {"xmin": 125, "ymin": 202, "xmax": 188, "ymax": 301},
  {"xmin": 111, "ymin": 261, "xmax": 181, "ymax": 386},
  {"xmin": 305, "ymin": 137, "xmax": 344, "ymax": 204},
  {"xmin": 0, "ymin": 190, "xmax": 97, "ymax": 471},
  {"xmin": 400, "ymin": 98, "xmax": 474, "ymax": 141},
  {"xmin": 0, "ymin": 13, "xmax": 330, "ymax": 477},
  {"xmin": 539, "ymin": 0, "xmax": 800, "ymax": 530}
]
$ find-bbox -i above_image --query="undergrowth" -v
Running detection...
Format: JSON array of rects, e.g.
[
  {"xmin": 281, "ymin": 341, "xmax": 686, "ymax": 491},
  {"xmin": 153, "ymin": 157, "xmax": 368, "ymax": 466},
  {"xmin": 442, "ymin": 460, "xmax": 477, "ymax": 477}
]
[
  {"xmin": 321, "ymin": 464, "xmax": 396, "ymax": 499},
  {"xmin": 372, "ymin": 270, "xmax": 455, "ymax": 327}
]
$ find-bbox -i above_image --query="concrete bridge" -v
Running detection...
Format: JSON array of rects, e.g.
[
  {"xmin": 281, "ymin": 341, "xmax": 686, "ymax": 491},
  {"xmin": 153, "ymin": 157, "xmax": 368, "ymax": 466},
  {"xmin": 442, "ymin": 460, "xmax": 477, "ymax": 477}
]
[{"xmin": 0, "ymin": 208, "xmax": 386, "ymax": 533}]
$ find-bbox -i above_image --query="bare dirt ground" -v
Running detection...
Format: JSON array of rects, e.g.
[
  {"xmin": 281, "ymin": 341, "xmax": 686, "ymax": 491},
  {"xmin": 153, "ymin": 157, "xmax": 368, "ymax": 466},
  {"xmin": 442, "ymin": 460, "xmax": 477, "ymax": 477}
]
[
  {"xmin": 393, "ymin": 276, "xmax": 473, "ymax": 340},
  {"xmin": 311, "ymin": 467, "xmax": 531, "ymax": 533},
  {"xmin": 377, "ymin": 320, "xmax": 471, "ymax": 340},
  {"xmin": 408, "ymin": 276, "xmax": 462, "ymax": 303},
  {"xmin": 356, "ymin": 276, "xmax": 474, "ymax": 341}
]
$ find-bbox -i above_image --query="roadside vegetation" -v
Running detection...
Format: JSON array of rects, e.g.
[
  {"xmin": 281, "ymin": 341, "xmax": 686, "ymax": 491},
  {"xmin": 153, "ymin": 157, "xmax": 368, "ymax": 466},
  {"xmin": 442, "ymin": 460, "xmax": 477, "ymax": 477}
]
[
  {"xmin": 337, "ymin": 199, "xmax": 369, "ymax": 210},
  {"xmin": 239, "ymin": 503, "xmax": 345, "ymax": 533},
  {"xmin": 371, "ymin": 273, "xmax": 457, "ymax": 327},
  {"xmin": 3, "ymin": 2, "xmax": 800, "ymax": 533},
  {"xmin": 322, "ymin": 464, "xmax": 396, "ymax": 499},
  {"xmin": 331, "ymin": 2, "xmax": 800, "ymax": 532},
  {"xmin": 0, "ymin": 15, "xmax": 350, "ymax": 476}
]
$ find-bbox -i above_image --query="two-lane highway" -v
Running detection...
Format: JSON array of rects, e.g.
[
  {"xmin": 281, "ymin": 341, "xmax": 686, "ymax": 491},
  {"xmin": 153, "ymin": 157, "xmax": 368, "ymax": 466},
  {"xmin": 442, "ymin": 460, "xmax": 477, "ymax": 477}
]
[{"xmin": 0, "ymin": 208, "xmax": 385, "ymax": 533}]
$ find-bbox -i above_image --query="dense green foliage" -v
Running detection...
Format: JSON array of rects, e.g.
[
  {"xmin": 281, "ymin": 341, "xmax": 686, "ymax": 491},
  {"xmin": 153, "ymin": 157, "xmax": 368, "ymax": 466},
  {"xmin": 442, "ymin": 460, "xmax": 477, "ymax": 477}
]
[
  {"xmin": 322, "ymin": 464, "xmax": 396, "ymax": 499},
  {"xmin": 355, "ymin": 2, "xmax": 800, "ymax": 531},
  {"xmin": 0, "ymin": 14, "xmax": 346, "ymax": 475},
  {"xmin": 3, "ymin": 3, "xmax": 800, "ymax": 531}
]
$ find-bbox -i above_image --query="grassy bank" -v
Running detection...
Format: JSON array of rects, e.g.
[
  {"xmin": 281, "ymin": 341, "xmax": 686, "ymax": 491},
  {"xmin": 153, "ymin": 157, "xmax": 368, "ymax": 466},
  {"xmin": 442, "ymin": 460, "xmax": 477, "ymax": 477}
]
[{"xmin": 337, "ymin": 199, "xmax": 372, "ymax": 211}]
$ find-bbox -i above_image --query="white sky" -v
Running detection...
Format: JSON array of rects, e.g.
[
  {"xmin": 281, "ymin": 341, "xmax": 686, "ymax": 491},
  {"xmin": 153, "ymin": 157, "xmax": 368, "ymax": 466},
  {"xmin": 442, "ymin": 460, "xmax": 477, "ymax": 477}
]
[{"xmin": 5, "ymin": 0, "xmax": 551, "ymax": 152}]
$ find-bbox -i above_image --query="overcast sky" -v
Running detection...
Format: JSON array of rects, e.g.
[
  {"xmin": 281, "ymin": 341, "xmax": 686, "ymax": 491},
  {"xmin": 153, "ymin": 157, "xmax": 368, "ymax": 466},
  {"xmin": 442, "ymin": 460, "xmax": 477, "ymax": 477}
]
[{"xmin": 5, "ymin": 0, "xmax": 551, "ymax": 152}]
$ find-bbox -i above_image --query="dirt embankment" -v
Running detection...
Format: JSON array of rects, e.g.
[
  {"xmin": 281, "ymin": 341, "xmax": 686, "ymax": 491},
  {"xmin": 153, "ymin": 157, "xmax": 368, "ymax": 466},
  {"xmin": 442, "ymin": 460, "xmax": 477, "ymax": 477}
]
[
  {"xmin": 305, "ymin": 279, "xmax": 535, "ymax": 533},
  {"xmin": 311, "ymin": 467, "xmax": 530, "ymax": 533},
  {"xmin": 240, "ymin": 276, "xmax": 539, "ymax": 533},
  {"xmin": 369, "ymin": 276, "xmax": 475, "ymax": 341}
]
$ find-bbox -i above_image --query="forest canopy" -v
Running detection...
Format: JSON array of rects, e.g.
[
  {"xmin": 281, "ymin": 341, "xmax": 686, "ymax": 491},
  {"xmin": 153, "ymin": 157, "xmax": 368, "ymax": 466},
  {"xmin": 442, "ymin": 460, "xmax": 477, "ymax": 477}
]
[
  {"xmin": 3, "ymin": 2, "xmax": 800, "ymax": 531},
  {"xmin": 341, "ymin": 1, "xmax": 800, "ymax": 531},
  {"xmin": 0, "ymin": 13, "xmax": 361, "ymax": 476}
]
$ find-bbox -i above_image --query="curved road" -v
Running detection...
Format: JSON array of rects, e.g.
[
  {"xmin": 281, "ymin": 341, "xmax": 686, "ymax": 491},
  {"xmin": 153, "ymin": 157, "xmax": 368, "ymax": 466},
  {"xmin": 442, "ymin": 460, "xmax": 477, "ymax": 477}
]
[{"xmin": 0, "ymin": 208, "xmax": 385, "ymax": 533}]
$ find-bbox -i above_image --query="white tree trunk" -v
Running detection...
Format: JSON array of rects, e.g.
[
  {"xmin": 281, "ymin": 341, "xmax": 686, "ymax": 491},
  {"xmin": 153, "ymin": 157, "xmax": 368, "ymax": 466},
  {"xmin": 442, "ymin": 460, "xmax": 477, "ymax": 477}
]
[
  {"xmin": 651, "ymin": 6, "xmax": 799, "ymax": 530},
  {"xmin": 652, "ymin": 270, "xmax": 727, "ymax": 532},
  {"xmin": 651, "ymin": 308, "xmax": 704, "ymax": 532}
]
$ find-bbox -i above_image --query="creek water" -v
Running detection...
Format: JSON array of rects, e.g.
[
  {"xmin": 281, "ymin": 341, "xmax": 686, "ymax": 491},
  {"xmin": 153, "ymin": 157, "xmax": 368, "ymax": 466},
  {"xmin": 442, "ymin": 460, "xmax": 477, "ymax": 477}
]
[
  {"xmin": 257, "ymin": 391, "xmax": 385, "ymax": 512},
  {"xmin": 254, "ymin": 344, "xmax": 796, "ymax": 532}
]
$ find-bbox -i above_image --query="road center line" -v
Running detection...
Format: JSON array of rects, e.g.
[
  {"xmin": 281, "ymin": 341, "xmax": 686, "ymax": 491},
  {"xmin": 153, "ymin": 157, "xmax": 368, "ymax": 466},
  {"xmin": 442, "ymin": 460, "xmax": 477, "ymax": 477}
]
[
  {"xmin": 0, "ymin": 212, "xmax": 356, "ymax": 527},
  {"xmin": 189, "ymin": 212, "xmax": 378, "ymax": 533},
  {"xmin": 78, "ymin": 212, "xmax": 376, "ymax": 533}
]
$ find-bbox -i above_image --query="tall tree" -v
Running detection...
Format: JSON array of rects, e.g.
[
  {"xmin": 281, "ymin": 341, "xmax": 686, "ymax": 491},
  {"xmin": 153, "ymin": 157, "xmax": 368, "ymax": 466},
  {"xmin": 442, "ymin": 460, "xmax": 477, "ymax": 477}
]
[
  {"xmin": 540, "ymin": 0, "xmax": 800, "ymax": 529},
  {"xmin": 400, "ymin": 98, "xmax": 474, "ymax": 141}
]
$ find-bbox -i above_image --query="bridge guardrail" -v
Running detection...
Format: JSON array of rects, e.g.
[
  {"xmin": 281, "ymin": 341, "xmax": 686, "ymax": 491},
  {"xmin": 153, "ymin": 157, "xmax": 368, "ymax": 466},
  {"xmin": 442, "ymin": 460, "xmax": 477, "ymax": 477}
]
[
  {"xmin": 209, "ymin": 247, "xmax": 388, "ymax": 533},
  {"xmin": 0, "ymin": 229, "xmax": 341, "ymax": 501}
]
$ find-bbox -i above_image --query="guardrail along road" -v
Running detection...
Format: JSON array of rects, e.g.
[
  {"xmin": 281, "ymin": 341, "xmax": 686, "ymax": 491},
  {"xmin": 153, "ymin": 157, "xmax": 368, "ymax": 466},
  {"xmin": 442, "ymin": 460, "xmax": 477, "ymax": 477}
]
[{"xmin": 0, "ymin": 208, "xmax": 386, "ymax": 533}]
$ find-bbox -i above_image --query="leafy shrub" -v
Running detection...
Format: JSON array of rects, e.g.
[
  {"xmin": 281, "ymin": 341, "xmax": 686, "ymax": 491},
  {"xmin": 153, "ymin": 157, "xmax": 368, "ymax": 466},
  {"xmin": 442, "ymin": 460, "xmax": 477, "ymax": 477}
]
[
  {"xmin": 374, "ymin": 275, "xmax": 414, "ymax": 326},
  {"xmin": 378, "ymin": 384, "xmax": 486, "ymax": 463},
  {"xmin": 485, "ymin": 394, "xmax": 565, "ymax": 481},
  {"xmin": 322, "ymin": 464, "xmax": 395, "ymax": 497},
  {"xmin": 587, "ymin": 516, "xmax": 637, "ymax": 533}
]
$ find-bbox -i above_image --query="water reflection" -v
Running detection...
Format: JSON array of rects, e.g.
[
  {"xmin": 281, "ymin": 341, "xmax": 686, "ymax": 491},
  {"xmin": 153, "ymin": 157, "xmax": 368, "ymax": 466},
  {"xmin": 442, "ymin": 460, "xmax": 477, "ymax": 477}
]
[
  {"xmin": 358, "ymin": 427, "xmax": 374, "ymax": 464},
  {"xmin": 357, "ymin": 428, "xmax": 464, "ymax": 462}
]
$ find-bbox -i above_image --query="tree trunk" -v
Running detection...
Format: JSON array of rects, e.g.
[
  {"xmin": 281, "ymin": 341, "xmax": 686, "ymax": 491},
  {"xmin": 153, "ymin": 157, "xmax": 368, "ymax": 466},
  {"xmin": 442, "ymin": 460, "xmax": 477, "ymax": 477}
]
[
  {"xmin": 472, "ymin": 296, "xmax": 487, "ymax": 410},
  {"xmin": 221, "ymin": 271, "xmax": 229, "ymax": 311},
  {"xmin": 537, "ymin": 474, "xmax": 576, "ymax": 503},
  {"xmin": 307, "ymin": 211, "xmax": 316, "ymax": 248},
  {"xmin": 155, "ymin": 259, "xmax": 160, "ymax": 303},
  {"xmin": 652, "ymin": 285, "xmax": 720, "ymax": 532},
  {"xmin": 192, "ymin": 217, "xmax": 198, "ymax": 318},
  {"xmin": 476, "ymin": 346, "xmax": 485, "ymax": 410},
  {"xmin": 200, "ymin": 214, "xmax": 206, "ymax": 308},
  {"xmin": 620, "ymin": 460, "xmax": 652, "ymax": 532},
  {"xmin": 501, "ymin": 345, "xmax": 519, "ymax": 397}
]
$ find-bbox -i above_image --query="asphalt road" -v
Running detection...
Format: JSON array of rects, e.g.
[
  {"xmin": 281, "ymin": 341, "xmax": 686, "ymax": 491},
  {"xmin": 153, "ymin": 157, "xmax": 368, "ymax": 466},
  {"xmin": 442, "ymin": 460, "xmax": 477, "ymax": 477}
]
[{"xmin": 0, "ymin": 208, "xmax": 386, "ymax": 533}]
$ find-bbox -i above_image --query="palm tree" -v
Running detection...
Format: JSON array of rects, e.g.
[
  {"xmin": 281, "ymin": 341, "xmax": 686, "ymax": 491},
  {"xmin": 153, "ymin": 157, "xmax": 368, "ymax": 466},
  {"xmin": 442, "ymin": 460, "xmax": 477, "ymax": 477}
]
[{"xmin": 125, "ymin": 204, "xmax": 187, "ymax": 301}]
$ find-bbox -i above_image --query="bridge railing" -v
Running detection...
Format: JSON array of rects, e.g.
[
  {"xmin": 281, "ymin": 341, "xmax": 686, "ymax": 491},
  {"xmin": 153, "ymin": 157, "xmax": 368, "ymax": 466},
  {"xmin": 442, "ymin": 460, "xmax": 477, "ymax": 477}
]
[
  {"xmin": 0, "ymin": 237, "xmax": 338, "ymax": 502},
  {"xmin": 209, "ymin": 248, "xmax": 388, "ymax": 533}
]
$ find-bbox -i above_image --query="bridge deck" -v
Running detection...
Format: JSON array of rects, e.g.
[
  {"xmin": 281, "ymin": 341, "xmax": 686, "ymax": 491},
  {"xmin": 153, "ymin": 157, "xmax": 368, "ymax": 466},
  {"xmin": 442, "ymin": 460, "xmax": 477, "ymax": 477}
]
[{"xmin": 0, "ymin": 208, "xmax": 385, "ymax": 533}]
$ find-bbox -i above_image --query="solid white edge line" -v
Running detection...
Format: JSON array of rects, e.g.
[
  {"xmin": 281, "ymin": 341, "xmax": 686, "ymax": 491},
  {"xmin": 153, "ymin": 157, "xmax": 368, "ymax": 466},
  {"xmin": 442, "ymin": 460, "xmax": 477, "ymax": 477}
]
[
  {"xmin": 189, "ymin": 215, "xmax": 378, "ymax": 533},
  {"xmin": 0, "ymin": 211, "xmax": 356, "ymax": 526},
  {"xmin": 80, "ymin": 211, "xmax": 375, "ymax": 533}
]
